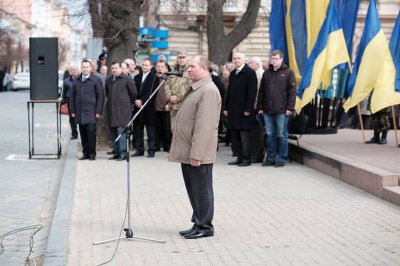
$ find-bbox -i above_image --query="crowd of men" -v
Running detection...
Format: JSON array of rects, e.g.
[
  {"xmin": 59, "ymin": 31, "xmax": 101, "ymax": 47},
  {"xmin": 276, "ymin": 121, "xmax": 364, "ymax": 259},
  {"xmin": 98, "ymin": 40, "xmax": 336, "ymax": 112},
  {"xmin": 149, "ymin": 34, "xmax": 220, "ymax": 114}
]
[{"xmin": 61, "ymin": 50, "xmax": 297, "ymax": 167}]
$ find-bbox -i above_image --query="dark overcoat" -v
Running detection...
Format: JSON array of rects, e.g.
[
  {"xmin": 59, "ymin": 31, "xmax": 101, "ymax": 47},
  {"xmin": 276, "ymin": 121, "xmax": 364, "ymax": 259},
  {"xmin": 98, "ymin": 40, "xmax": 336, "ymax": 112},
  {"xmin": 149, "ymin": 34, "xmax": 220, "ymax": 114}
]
[
  {"xmin": 224, "ymin": 64, "xmax": 258, "ymax": 130},
  {"xmin": 70, "ymin": 73, "xmax": 104, "ymax": 125},
  {"xmin": 106, "ymin": 73, "xmax": 137, "ymax": 127},
  {"xmin": 133, "ymin": 71, "xmax": 159, "ymax": 124}
]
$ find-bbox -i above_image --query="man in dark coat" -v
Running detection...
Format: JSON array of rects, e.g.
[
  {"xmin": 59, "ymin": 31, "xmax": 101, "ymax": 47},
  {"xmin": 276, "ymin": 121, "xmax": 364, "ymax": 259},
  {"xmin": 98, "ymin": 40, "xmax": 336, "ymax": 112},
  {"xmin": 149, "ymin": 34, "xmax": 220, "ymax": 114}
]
[
  {"xmin": 223, "ymin": 52, "xmax": 258, "ymax": 167},
  {"xmin": 61, "ymin": 66, "xmax": 79, "ymax": 140},
  {"xmin": 132, "ymin": 58, "xmax": 158, "ymax": 158},
  {"xmin": 257, "ymin": 50, "xmax": 296, "ymax": 167},
  {"xmin": 70, "ymin": 59, "xmax": 104, "ymax": 161},
  {"xmin": 106, "ymin": 61, "xmax": 137, "ymax": 161}
]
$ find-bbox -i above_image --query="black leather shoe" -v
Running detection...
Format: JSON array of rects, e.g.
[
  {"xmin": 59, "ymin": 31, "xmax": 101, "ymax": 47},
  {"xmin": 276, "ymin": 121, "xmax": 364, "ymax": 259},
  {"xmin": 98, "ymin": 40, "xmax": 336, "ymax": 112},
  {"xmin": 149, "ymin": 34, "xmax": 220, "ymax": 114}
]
[
  {"xmin": 131, "ymin": 151, "xmax": 144, "ymax": 157},
  {"xmin": 228, "ymin": 159, "xmax": 242, "ymax": 165},
  {"xmin": 70, "ymin": 136, "xmax": 77, "ymax": 140},
  {"xmin": 262, "ymin": 161, "xmax": 275, "ymax": 167},
  {"xmin": 79, "ymin": 155, "xmax": 89, "ymax": 160},
  {"xmin": 179, "ymin": 227, "xmax": 195, "ymax": 236},
  {"xmin": 89, "ymin": 155, "xmax": 96, "ymax": 161},
  {"xmin": 147, "ymin": 152, "xmax": 155, "ymax": 158},
  {"xmin": 238, "ymin": 160, "xmax": 251, "ymax": 167},
  {"xmin": 106, "ymin": 150, "xmax": 115, "ymax": 155},
  {"xmin": 116, "ymin": 155, "xmax": 127, "ymax": 161},
  {"xmin": 184, "ymin": 230, "xmax": 214, "ymax": 239},
  {"xmin": 108, "ymin": 154, "xmax": 120, "ymax": 160},
  {"xmin": 251, "ymin": 158, "xmax": 263, "ymax": 163}
]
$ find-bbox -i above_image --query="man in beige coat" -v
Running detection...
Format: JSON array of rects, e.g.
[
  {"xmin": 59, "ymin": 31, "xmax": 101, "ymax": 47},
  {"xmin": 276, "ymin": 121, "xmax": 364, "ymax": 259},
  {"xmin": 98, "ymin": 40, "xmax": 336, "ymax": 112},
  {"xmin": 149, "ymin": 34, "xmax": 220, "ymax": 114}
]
[{"xmin": 168, "ymin": 55, "xmax": 221, "ymax": 239}]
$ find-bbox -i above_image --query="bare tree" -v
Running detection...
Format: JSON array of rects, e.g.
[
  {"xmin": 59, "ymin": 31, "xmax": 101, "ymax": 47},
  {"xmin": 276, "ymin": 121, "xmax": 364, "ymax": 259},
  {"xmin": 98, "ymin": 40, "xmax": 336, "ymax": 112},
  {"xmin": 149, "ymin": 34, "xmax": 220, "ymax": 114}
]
[
  {"xmin": 87, "ymin": 0, "xmax": 142, "ymax": 148},
  {"xmin": 207, "ymin": 0, "xmax": 261, "ymax": 66}
]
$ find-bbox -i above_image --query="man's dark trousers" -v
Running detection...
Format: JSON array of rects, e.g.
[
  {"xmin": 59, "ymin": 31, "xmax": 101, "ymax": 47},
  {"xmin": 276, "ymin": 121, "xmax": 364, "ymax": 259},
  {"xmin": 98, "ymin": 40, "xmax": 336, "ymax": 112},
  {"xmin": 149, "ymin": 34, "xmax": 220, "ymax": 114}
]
[
  {"xmin": 230, "ymin": 129, "xmax": 251, "ymax": 162},
  {"xmin": 79, "ymin": 124, "xmax": 97, "ymax": 157},
  {"xmin": 155, "ymin": 110, "xmax": 171, "ymax": 151},
  {"xmin": 181, "ymin": 163, "xmax": 214, "ymax": 233},
  {"xmin": 134, "ymin": 123, "xmax": 156, "ymax": 153}
]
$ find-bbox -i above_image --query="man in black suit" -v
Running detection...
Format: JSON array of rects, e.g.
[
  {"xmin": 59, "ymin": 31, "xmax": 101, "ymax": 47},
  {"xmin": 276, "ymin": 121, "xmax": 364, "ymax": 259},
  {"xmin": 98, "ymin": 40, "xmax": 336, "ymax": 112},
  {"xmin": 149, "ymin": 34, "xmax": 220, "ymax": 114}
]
[
  {"xmin": 223, "ymin": 52, "xmax": 258, "ymax": 167},
  {"xmin": 131, "ymin": 58, "xmax": 158, "ymax": 158}
]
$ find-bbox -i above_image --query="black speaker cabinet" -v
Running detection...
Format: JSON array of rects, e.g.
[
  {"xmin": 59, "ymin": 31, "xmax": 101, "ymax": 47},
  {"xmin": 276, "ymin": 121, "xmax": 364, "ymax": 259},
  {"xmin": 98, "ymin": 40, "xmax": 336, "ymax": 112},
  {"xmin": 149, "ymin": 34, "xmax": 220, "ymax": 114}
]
[{"xmin": 29, "ymin": 38, "xmax": 59, "ymax": 100}]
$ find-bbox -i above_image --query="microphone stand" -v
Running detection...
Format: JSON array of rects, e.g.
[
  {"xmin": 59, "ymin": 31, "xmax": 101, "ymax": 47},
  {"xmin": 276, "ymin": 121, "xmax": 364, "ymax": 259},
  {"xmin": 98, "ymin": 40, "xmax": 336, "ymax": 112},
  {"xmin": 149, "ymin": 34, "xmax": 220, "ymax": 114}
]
[{"xmin": 93, "ymin": 74, "xmax": 172, "ymax": 246}]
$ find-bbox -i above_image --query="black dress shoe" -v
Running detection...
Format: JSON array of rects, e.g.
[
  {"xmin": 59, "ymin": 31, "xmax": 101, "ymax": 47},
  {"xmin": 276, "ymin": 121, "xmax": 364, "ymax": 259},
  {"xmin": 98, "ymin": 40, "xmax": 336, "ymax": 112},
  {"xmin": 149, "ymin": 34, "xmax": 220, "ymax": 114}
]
[
  {"xmin": 179, "ymin": 227, "xmax": 195, "ymax": 236},
  {"xmin": 251, "ymin": 158, "xmax": 263, "ymax": 163},
  {"xmin": 262, "ymin": 161, "xmax": 275, "ymax": 167},
  {"xmin": 116, "ymin": 155, "xmax": 127, "ymax": 161},
  {"xmin": 79, "ymin": 155, "xmax": 89, "ymax": 160},
  {"xmin": 238, "ymin": 160, "xmax": 251, "ymax": 167},
  {"xmin": 89, "ymin": 155, "xmax": 96, "ymax": 161},
  {"xmin": 108, "ymin": 154, "xmax": 120, "ymax": 160},
  {"xmin": 70, "ymin": 136, "xmax": 77, "ymax": 140},
  {"xmin": 147, "ymin": 152, "xmax": 155, "ymax": 158},
  {"xmin": 131, "ymin": 151, "xmax": 144, "ymax": 157},
  {"xmin": 106, "ymin": 150, "xmax": 115, "ymax": 155},
  {"xmin": 228, "ymin": 159, "xmax": 242, "ymax": 165},
  {"xmin": 184, "ymin": 230, "xmax": 214, "ymax": 239}
]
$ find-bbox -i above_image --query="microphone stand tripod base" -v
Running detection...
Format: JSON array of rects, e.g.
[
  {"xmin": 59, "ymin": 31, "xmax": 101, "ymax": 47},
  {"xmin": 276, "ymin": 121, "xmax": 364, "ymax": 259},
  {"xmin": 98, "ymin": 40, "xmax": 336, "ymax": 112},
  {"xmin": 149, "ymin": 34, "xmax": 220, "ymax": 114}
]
[{"xmin": 93, "ymin": 228, "xmax": 166, "ymax": 245}]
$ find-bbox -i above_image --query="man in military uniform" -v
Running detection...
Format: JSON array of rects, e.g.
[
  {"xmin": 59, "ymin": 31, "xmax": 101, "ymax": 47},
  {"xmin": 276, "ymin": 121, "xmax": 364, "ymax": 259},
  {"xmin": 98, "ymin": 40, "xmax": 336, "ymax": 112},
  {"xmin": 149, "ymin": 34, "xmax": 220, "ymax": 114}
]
[
  {"xmin": 164, "ymin": 51, "xmax": 192, "ymax": 132},
  {"xmin": 366, "ymin": 106, "xmax": 390, "ymax": 145}
]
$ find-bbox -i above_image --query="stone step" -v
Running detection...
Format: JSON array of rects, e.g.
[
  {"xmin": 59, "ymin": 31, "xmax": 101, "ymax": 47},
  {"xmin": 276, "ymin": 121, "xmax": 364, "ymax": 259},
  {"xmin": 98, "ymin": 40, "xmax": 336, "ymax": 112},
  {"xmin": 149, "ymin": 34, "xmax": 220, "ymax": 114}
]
[
  {"xmin": 383, "ymin": 186, "xmax": 400, "ymax": 206},
  {"xmin": 289, "ymin": 143, "xmax": 400, "ymax": 206}
]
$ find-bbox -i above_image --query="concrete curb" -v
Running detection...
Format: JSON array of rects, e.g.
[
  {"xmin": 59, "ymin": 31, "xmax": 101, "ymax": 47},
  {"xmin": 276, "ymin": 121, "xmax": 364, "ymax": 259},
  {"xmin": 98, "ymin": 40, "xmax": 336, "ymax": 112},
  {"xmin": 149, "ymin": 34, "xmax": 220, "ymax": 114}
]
[{"xmin": 44, "ymin": 139, "xmax": 77, "ymax": 265}]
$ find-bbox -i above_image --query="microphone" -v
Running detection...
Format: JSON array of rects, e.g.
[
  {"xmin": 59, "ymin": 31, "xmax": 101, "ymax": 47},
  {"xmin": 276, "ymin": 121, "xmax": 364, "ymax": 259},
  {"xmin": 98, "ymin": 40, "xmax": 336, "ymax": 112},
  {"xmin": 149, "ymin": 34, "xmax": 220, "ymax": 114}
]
[{"xmin": 164, "ymin": 71, "xmax": 183, "ymax": 77}]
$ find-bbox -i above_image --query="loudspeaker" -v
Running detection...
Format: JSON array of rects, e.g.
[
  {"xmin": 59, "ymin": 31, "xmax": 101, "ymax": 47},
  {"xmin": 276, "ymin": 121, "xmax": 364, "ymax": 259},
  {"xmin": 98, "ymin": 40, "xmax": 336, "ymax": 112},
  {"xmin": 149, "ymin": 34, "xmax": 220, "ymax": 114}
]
[{"xmin": 29, "ymin": 38, "xmax": 59, "ymax": 100}]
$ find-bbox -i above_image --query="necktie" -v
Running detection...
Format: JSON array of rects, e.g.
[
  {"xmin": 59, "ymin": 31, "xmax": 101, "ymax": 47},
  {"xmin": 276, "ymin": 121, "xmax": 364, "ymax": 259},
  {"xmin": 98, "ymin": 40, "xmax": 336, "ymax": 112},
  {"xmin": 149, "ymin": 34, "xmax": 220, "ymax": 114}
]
[{"xmin": 236, "ymin": 69, "xmax": 240, "ymax": 75}]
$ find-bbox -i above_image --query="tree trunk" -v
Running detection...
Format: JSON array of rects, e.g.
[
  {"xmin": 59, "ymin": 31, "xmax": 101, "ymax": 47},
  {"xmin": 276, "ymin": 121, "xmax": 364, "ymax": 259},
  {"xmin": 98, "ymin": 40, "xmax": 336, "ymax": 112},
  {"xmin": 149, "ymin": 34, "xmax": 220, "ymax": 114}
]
[
  {"xmin": 88, "ymin": 0, "xmax": 142, "ymax": 149},
  {"xmin": 207, "ymin": 0, "xmax": 261, "ymax": 66}
]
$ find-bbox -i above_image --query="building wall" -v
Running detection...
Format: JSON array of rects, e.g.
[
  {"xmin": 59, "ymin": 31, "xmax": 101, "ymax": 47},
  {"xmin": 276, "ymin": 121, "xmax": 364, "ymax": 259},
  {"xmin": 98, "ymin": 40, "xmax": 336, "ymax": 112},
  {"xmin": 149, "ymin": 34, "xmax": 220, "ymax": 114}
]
[{"xmin": 155, "ymin": 0, "xmax": 399, "ymax": 67}]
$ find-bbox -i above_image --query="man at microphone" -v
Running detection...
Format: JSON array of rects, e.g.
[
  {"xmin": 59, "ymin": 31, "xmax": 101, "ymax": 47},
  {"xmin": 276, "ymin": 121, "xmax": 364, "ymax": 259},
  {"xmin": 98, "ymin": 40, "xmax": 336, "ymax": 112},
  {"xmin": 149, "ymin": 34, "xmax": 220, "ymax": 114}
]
[{"xmin": 169, "ymin": 55, "xmax": 221, "ymax": 239}]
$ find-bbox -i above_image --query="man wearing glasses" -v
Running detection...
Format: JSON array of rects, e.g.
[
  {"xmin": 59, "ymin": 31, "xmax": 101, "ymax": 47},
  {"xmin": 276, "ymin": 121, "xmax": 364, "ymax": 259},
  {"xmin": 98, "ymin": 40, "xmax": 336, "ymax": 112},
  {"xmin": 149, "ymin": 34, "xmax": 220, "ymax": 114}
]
[{"xmin": 257, "ymin": 50, "xmax": 296, "ymax": 168}]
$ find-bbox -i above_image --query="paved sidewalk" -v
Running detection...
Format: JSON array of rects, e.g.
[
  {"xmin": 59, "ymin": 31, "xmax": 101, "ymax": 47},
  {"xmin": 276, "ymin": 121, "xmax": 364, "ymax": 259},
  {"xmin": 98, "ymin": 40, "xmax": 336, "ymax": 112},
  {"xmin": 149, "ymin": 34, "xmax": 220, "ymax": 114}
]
[{"xmin": 64, "ymin": 135, "xmax": 400, "ymax": 266}]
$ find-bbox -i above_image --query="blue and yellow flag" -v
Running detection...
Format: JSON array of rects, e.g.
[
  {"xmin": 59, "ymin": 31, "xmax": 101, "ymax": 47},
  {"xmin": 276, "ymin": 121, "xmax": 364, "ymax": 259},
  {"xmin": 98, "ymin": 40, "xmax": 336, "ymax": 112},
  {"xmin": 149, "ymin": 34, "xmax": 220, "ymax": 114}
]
[
  {"xmin": 370, "ymin": 11, "xmax": 400, "ymax": 113},
  {"xmin": 285, "ymin": 0, "xmax": 307, "ymax": 82},
  {"xmin": 343, "ymin": 0, "xmax": 396, "ymax": 113},
  {"xmin": 335, "ymin": 0, "xmax": 361, "ymax": 69},
  {"xmin": 269, "ymin": 0, "xmax": 288, "ymax": 64},
  {"xmin": 294, "ymin": 0, "xmax": 350, "ymax": 114}
]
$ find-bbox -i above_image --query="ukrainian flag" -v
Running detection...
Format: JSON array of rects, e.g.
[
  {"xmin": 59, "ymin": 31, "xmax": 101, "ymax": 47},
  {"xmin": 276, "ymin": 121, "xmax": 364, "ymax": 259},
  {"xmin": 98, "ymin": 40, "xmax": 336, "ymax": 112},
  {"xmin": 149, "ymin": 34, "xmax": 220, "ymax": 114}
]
[
  {"xmin": 285, "ymin": 0, "xmax": 307, "ymax": 82},
  {"xmin": 335, "ymin": 0, "xmax": 361, "ymax": 69},
  {"xmin": 295, "ymin": 0, "xmax": 350, "ymax": 114},
  {"xmin": 343, "ymin": 0, "xmax": 397, "ymax": 113},
  {"xmin": 370, "ymin": 11, "xmax": 400, "ymax": 113},
  {"xmin": 269, "ymin": 0, "xmax": 288, "ymax": 64},
  {"xmin": 285, "ymin": 0, "xmax": 330, "ymax": 82}
]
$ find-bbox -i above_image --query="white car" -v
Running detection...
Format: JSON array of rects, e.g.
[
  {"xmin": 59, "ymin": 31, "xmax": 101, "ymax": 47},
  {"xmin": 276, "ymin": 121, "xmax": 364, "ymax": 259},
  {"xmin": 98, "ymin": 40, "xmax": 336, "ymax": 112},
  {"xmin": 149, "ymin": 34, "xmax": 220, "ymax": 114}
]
[{"xmin": 10, "ymin": 72, "xmax": 30, "ymax": 91}]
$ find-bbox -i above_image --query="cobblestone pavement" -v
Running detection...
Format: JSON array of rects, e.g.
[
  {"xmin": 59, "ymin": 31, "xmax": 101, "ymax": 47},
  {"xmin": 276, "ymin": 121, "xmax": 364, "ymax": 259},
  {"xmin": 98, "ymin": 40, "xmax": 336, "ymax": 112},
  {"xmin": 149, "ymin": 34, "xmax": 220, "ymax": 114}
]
[
  {"xmin": 66, "ymin": 144, "xmax": 400, "ymax": 265},
  {"xmin": 2, "ymin": 90, "xmax": 400, "ymax": 266},
  {"xmin": 0, "ymin": 91, "xmax": 69, "ymax": 265}
]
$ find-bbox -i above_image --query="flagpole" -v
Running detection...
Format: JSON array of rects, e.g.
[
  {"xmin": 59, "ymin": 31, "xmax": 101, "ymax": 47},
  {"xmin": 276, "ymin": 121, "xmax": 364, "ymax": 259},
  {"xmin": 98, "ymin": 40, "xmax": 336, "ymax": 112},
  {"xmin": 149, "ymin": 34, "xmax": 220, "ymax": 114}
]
[
  {"xmin": 391, "ymin": 106, "xmax": 399, "ymax": 147},
  {"xmin": 356, "ymin": 103, "xmax": 366, "ymax": 143},
  {"xmin": 346, "ymin": 61, "xmax": 366, "ymax": 143}
]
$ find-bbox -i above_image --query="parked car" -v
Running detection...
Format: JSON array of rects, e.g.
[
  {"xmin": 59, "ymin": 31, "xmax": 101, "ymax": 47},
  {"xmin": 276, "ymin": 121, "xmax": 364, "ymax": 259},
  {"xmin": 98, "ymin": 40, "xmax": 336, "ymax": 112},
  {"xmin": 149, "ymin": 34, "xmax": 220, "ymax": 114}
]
[{"xmin": 9, "ymin": 72, "xmax": 30, "ymax": 91}]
